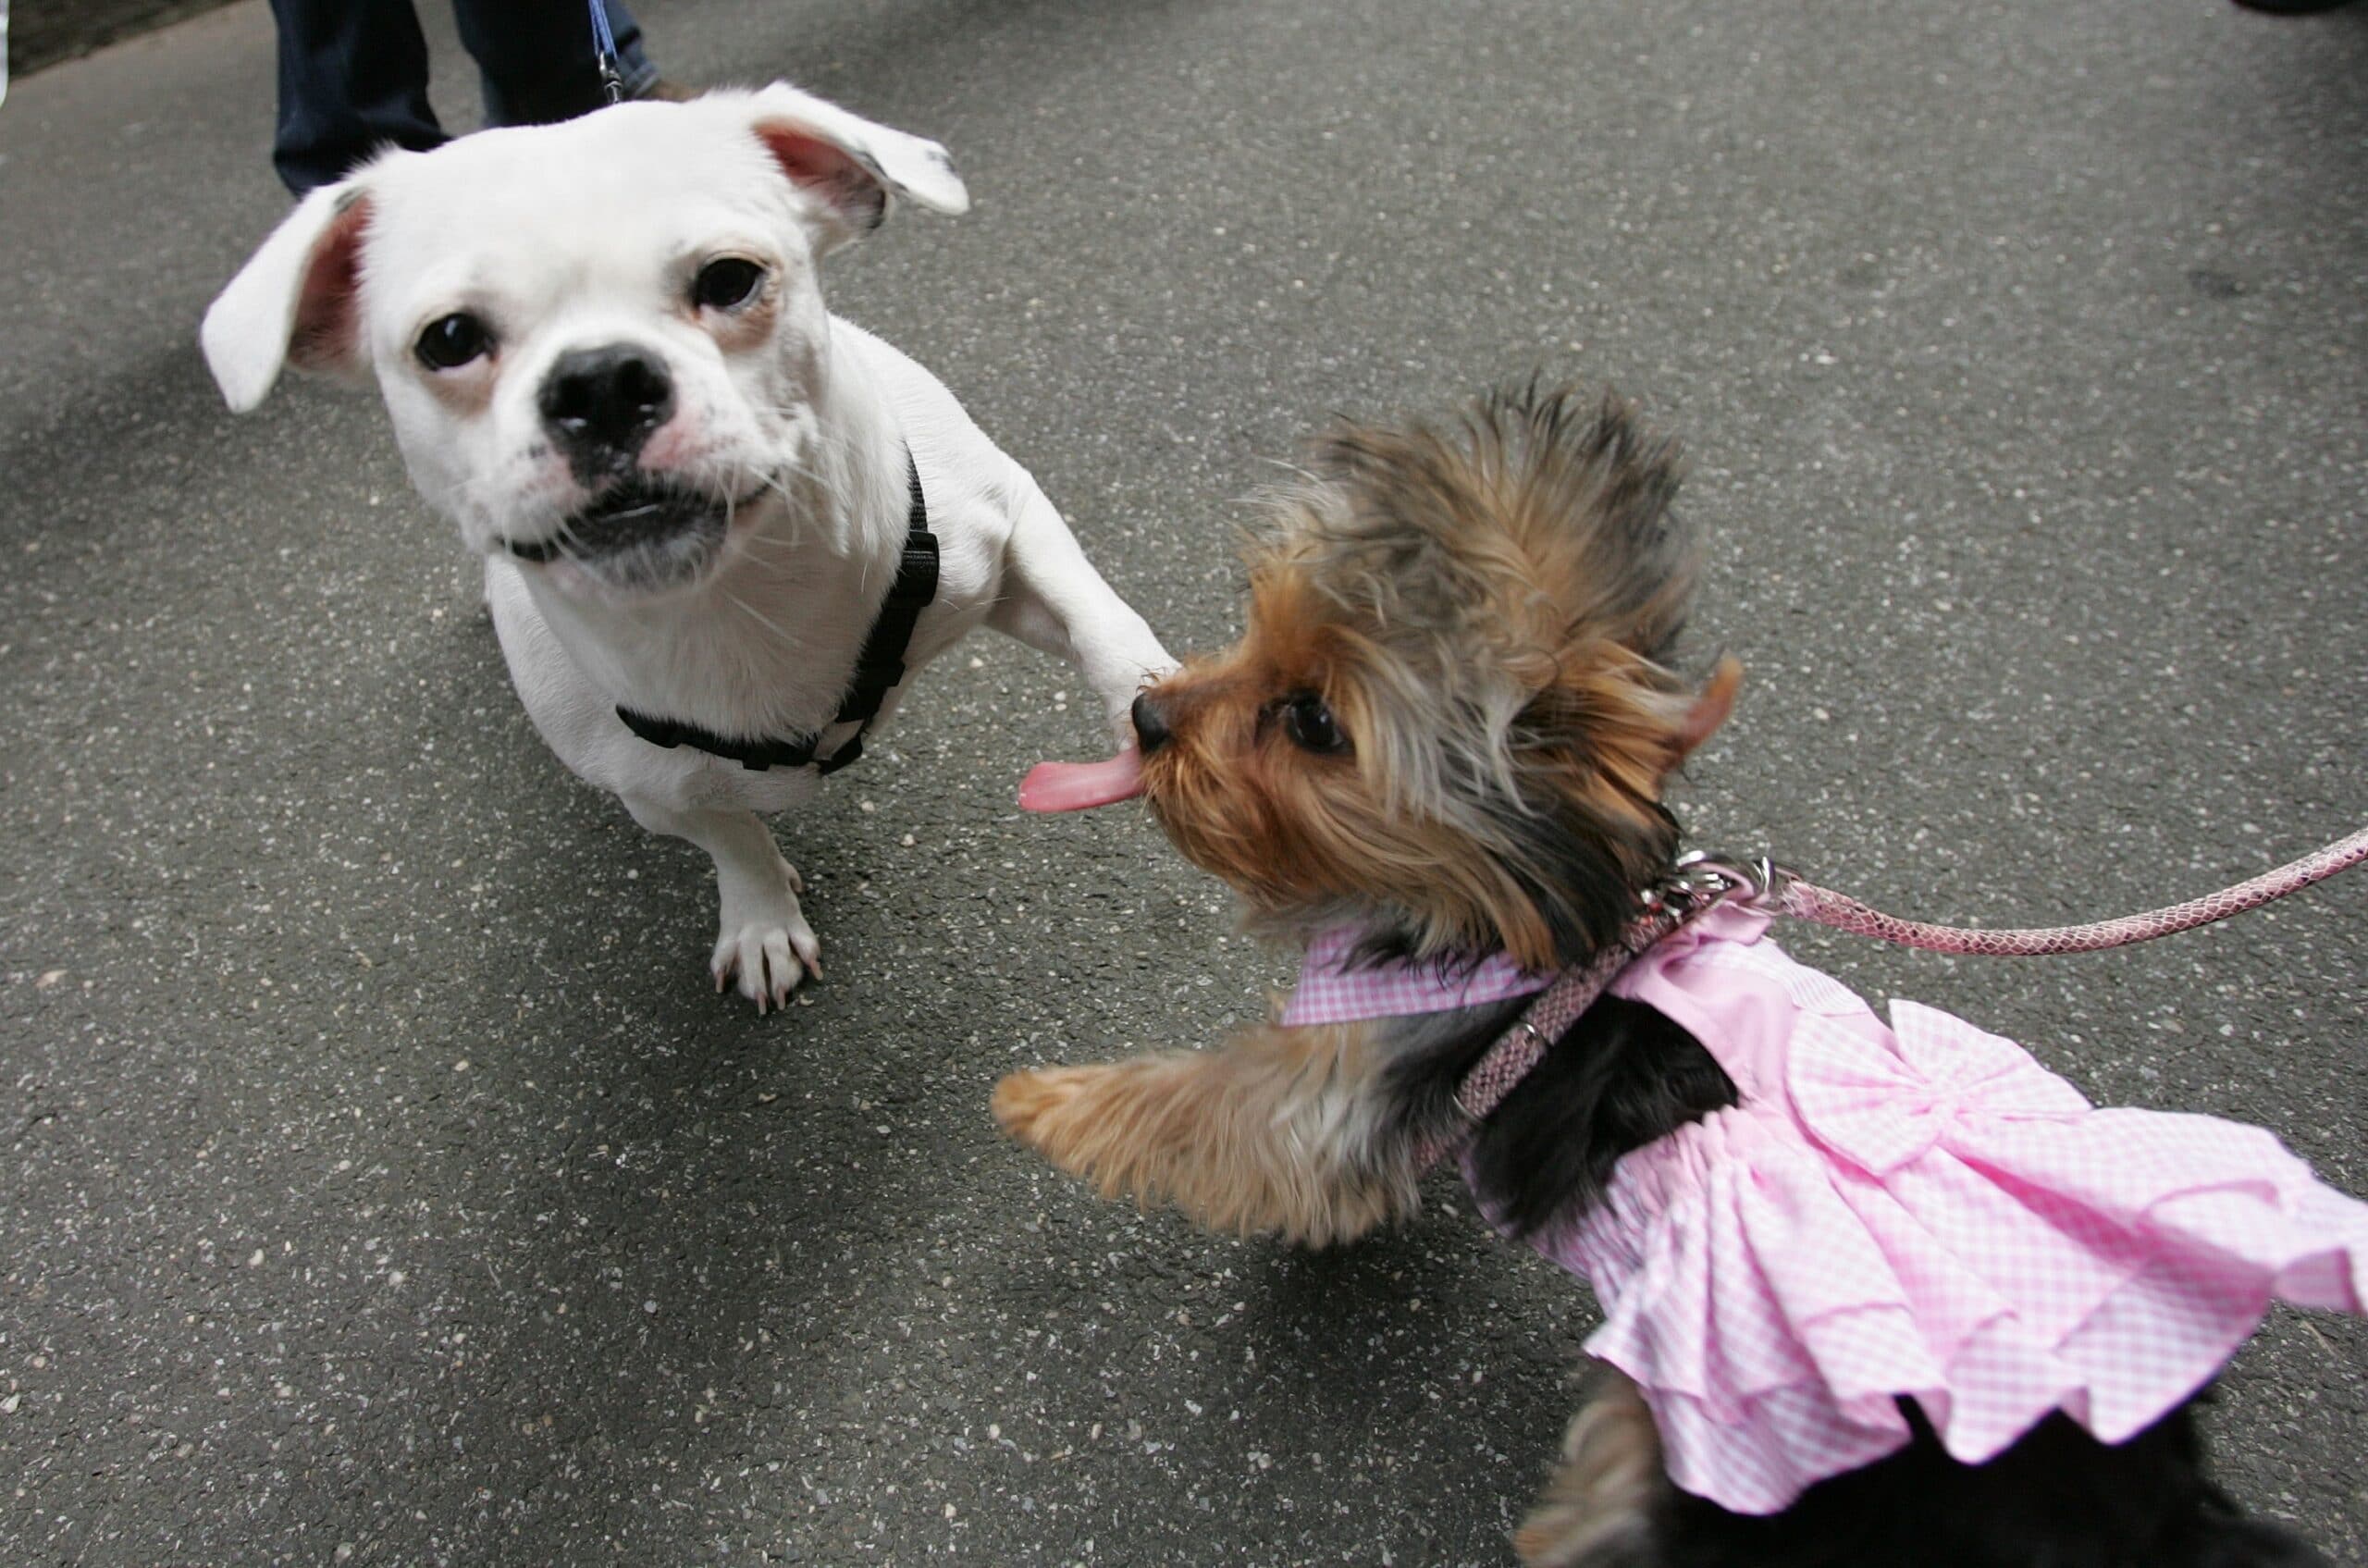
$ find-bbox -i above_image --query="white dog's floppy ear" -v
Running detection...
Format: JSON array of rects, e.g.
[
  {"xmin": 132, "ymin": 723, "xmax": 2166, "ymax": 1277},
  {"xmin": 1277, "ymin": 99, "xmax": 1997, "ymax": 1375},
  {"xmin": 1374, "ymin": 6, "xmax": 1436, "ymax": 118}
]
[
  {"xmin": 746, "ymin": 83, "xmax": 969, "ymax": 246},
  {"xmin": 200, "ymin": 182, "xmax": 376, "ymax": 414}
]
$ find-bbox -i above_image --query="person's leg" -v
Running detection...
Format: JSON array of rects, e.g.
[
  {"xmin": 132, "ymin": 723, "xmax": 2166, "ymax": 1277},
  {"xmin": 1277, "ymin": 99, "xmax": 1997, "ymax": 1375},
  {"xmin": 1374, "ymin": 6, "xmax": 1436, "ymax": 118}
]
[
  {"xmin": 453, "ymin": 0, "xmax": 661, "ymax": 130},
  {"xmin": 268, "ymin": 0, "xmax": 447, "ymax": 195}
]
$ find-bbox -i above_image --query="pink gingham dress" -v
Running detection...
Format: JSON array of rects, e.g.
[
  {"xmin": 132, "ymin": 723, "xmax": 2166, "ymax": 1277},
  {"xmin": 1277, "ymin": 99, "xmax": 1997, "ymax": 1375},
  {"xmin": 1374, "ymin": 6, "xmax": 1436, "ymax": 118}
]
[
  {"xmin": 1279, "ymin": 926, "xmax": 1557, "ymax": 1026},
  {"xmin": 1288, "ymin": 904, "xmax": 2368, "ymax": 1515}
]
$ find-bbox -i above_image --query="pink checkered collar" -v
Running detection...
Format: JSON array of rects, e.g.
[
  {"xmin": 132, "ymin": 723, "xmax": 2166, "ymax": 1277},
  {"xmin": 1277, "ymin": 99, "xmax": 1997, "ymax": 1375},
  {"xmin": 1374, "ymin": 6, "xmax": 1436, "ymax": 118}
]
[{"xmin": 1277, "ymin": 926, "xmax": 1559, "ymax": 1028}]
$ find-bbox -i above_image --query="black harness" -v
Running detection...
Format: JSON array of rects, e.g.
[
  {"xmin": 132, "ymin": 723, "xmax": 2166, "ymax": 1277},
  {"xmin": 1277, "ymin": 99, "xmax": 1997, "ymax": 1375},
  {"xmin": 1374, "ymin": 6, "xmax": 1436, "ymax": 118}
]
[{"xmin": 615, "ymin": 457, "xmax": 939, "ymax": 776}]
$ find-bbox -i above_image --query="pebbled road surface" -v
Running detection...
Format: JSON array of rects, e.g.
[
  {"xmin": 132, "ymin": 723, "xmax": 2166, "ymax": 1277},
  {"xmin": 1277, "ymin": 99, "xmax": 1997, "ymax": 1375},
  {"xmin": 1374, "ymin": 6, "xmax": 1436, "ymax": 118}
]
[{"xmin": 2, "ymin": 0, "xmax": 2363, "ymax": 1562}]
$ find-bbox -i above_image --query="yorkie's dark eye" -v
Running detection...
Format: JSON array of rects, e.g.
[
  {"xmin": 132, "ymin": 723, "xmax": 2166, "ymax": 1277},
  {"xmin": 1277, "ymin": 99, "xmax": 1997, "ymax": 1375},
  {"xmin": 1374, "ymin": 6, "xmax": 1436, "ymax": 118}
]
[
  {"xmin": 692, "ymin": 257, "xmax": 768, "ymax": 312},
  {"xmin": 1281, "ymin": 692, "xmax": 1350, "ymax": 756},
  {"xmin": 414, "ymin": 312, "xmax": 493, "ymax": 371}
]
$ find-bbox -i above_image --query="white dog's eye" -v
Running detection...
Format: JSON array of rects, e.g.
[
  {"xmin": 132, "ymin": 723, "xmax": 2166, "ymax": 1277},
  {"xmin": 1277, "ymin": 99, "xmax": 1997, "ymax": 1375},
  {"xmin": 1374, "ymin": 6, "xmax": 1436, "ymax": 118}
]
[
  {"xmin": 415, "ymin": 313, "xmax": 494, "ymax": 371},
  {"xmin": 692, "ymin": 257, "xmax": 768, "ymax": 313}
]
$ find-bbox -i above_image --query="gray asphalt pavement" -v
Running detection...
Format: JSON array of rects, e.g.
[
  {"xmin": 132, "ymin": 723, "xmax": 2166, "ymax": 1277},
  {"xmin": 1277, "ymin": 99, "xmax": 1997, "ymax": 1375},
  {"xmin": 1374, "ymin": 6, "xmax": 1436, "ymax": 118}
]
[{"xmin": 4, "ymin": 1, "xmax": 2366, "ymax": 1562}]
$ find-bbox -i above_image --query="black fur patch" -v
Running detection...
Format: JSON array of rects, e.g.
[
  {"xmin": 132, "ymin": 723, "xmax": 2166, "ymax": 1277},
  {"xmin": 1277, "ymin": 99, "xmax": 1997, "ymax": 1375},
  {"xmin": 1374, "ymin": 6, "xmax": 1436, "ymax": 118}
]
[
  {"xmin": 1343, "ymin": 798, "xmax": 1677, "ymax": 981},
  {"xmin": 1481, "ymin": 796, "xmax": 1677, "ymax": 972},
  {"xmin": 1649, "ymin": 1398, "xmax": 2326, "ymax": 1567},
  {"xmin": 1463, "ymin": 994, "xmax": 1736, "ymax": 1237},
  {"xmin": 1379, "ymin": 991, "xmax": 1736, "ymax": 1237}
]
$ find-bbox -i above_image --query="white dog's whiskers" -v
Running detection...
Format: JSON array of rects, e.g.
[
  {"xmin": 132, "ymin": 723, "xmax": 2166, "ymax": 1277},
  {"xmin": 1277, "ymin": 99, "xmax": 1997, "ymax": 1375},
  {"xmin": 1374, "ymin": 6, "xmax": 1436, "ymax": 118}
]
[{"xmin": 719, "ymin": 586, "xmax": 811, "ymax": 659}]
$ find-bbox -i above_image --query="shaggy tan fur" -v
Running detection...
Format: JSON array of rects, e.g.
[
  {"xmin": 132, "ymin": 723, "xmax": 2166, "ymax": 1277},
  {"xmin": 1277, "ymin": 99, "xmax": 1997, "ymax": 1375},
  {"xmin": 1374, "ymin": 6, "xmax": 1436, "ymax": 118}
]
[
  {"xmin": 1513, "ymin": 1368, "xmax": 1667, "ymax": 1567},
  {"xmin": 993, "ymin": 1018, "xmax": 1420, "ymax": 1248},
  {"xmin": 1138, "ymin": 388, "xmax": 1734, "ymax": 969}
]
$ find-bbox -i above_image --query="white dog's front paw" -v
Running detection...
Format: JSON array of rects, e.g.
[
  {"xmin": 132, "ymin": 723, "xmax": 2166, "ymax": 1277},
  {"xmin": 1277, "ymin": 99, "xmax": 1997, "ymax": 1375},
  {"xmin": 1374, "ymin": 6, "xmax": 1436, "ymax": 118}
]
[{"xmin": 710, "ymin": 869, "xmax": 821, "ymax": 1013}]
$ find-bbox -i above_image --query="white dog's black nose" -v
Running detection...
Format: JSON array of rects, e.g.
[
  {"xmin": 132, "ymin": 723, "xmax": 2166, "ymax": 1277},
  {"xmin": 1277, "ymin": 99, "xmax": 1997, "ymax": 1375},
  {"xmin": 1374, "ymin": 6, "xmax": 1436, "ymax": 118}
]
[{"xmin": 540, "ymin": 344, "xmax": 675, "ymax": 473}]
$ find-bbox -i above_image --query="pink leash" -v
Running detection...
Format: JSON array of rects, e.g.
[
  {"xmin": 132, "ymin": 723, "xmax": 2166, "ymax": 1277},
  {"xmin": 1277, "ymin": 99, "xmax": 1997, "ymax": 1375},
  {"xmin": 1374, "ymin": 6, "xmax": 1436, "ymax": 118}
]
[
  {"xmin": 1428, "ymin": 826, "xmax": 2368, "ymax": 1164},
  {"xmin": 1755, "ymin": 826, "xmax": 2368, "ymax": 956}
]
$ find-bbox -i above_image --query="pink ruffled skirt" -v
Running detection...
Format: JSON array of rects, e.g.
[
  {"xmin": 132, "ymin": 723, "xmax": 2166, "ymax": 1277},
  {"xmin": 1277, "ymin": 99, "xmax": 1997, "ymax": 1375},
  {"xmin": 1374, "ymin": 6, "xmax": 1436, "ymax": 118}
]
[{"xmin": 1542, "ymin": 1003, "xmax": 2368, "ymax": 1515}]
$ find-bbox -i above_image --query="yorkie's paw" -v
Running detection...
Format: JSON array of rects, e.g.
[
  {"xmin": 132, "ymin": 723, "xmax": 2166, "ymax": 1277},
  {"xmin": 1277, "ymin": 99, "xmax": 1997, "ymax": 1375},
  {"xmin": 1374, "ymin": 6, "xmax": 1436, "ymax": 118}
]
[
  {"xmin": 993, "ymin": 1061, "xmax": 1181, "ymax": 1211},
  {"xmin": 991, "ymin": 1066, "xmax": 1101, "ymax": 1160},
  {"xmin": 993, "ymin": 1039, "xmax": 1414, "ymax": 1245}
]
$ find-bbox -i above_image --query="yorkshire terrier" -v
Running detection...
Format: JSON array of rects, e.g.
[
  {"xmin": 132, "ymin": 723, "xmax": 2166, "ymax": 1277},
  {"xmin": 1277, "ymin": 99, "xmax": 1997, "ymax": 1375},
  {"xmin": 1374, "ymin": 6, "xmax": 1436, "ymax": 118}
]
[{"xmin": 994, "ymin": 385, "xmax": 2362, "ymax": 1565}]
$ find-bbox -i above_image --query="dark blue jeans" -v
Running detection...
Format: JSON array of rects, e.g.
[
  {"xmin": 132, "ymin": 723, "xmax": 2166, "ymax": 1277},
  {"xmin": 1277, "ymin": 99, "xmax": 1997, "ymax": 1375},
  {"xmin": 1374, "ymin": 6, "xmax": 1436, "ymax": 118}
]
[{"xmin": 269, "ymin": 0, "xmax": 660, "ymax": 194}]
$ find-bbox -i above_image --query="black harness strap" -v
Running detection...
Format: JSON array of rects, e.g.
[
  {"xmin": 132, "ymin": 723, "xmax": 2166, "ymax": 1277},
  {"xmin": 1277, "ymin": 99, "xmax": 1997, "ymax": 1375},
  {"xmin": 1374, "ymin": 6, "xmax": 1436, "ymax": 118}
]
[{"xmin": 616, "ymin": 454, "xmax": 939, "ymax": 775}]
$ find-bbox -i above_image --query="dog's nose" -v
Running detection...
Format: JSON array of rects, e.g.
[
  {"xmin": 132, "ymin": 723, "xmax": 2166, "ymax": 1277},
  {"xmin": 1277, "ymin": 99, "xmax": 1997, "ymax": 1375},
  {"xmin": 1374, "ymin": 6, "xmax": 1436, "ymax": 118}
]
[
  {"xmin": 539, "ymin": 344, "xmax": 675, "ymax": 465},
  {"xmin": 1131, "ymin": 692, "xmax": 1173, "ymax": 754}
]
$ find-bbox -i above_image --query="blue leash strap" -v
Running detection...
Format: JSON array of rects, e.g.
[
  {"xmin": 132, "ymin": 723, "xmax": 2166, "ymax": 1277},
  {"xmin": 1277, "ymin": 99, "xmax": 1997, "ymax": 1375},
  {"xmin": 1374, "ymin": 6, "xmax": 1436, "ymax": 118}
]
[{"xmin": 586, "ymin": 0, "xmax": 624, "ymax": 103}]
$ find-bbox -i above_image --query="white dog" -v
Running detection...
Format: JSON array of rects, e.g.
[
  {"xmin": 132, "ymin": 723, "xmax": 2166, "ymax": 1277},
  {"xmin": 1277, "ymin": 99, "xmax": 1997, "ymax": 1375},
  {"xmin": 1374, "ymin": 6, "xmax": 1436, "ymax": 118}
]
[{"xmin": 202, "ymin": 85, "xmax": 1170, "ymax": 1010}]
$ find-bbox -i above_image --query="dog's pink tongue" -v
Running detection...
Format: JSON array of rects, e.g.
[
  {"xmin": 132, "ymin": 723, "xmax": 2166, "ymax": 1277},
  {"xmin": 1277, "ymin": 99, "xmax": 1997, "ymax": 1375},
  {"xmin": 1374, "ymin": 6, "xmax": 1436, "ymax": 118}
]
[{"xmin": 1019, "ymin": 747, "xmax": 1145, "ymax": 812}]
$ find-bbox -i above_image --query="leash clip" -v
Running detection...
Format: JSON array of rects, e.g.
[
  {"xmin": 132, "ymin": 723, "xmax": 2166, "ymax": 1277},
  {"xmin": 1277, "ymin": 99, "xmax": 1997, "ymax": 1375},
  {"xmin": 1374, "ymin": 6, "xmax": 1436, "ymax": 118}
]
[
  {"xmin": 586, "ymin": 0, "xmax": 626, "ymax": 104},
  {"xmin": 1660, "ymin": 850, "xmax": 1792, "ymax": 913}
]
